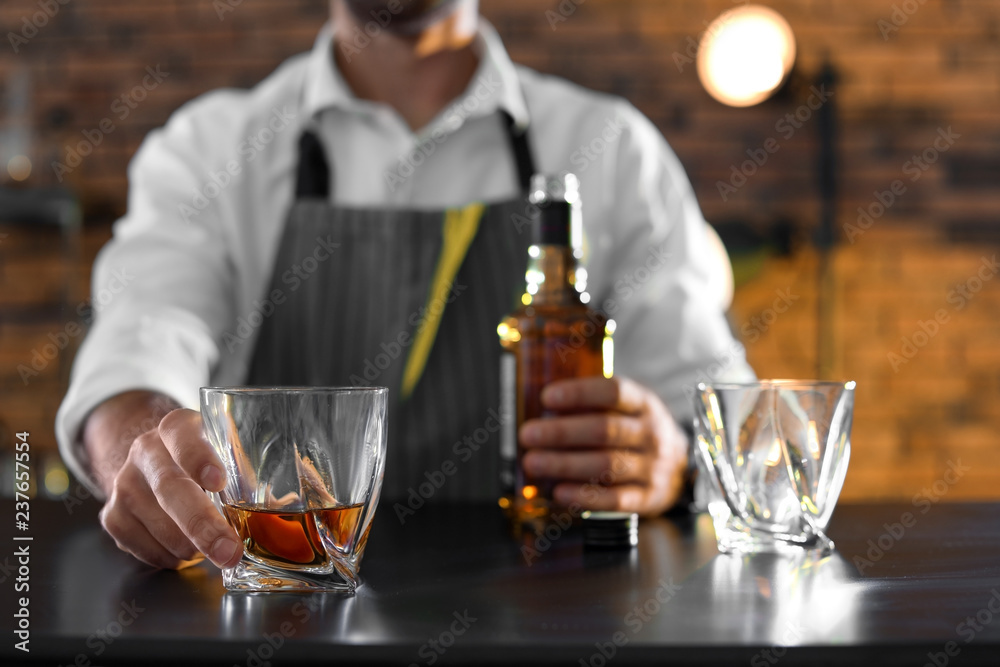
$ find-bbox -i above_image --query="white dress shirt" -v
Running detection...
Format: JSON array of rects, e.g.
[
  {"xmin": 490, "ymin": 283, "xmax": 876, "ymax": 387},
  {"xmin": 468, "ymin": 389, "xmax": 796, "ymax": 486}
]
[{"xmin": 57, "ymin": 20, "xmax": 755, "ymax": 497}]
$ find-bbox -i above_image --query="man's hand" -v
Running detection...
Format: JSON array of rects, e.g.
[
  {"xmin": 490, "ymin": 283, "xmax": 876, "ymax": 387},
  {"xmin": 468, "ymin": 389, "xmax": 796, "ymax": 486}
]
[
  {"xmin": 86, "ymin": 395, "xmax": 241, "ymax": 570},
  {"xmin": 518, "ymin": 376, "xmax": 688, "ymax": 516}
]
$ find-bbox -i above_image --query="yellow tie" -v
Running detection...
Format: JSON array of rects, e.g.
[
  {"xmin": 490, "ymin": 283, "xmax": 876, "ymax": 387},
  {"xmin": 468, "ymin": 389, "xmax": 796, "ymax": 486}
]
[{"xmin": 400, "ymin": 202, "xmax": 486, "ymax": 400}]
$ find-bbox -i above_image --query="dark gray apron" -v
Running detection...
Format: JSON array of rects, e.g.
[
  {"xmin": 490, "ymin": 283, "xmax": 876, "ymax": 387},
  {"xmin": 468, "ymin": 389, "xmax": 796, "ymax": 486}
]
[{"xmin": 247, "ymin": 113, "xmax": 536, "ymax": 502}]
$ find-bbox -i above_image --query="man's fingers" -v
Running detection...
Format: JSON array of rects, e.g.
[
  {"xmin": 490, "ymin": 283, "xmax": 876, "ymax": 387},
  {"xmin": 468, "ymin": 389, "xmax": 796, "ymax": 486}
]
[
  {"xmin": 108, "ymin": 462, "xmax": 205, "ymax": 562},
  {"xmin": 522, "ymin": 449, "xmax": 648, "ymax": 485},
  {"xmin": 553, "ymin": 482, "xmax": 649, "ymax": 514},
  {"xmin": 540, "ymin": 376, "xmax": 646, "ymax": 415},
  {"xmin": 158, "ymin": 408, "xmax": 226, "ymax": 492},
  {"xmin": 130, "ymin": 433, "xmax": 242, "ymax": 569},
  {"xmin": 520, "ymin": 413, "xmax": 647, "ymax": 449},
  {"xmin": 554, "ymin": 460, "xmax": 686, "ymax": 516},
  {"xmin": 100, "ymin": 499, "xmax": 200, "ymax": 570}
]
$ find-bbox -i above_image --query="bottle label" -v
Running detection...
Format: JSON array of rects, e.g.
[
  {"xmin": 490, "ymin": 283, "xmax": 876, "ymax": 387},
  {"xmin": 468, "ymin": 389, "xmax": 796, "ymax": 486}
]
[{"xmin": 499, "ymin": 353, "xmax": 516, "ymax": 490}]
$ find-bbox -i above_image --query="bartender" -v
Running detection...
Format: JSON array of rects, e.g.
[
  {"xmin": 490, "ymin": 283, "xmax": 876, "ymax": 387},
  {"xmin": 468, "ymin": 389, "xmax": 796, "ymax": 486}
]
[{"xmin": 57, "ymin": 0, "xmax": 754, "ymax": 570}]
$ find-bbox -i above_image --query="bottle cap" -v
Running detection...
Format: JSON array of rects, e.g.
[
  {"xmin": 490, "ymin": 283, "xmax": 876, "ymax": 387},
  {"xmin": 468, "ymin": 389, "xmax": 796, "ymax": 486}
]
[
  {"xmin": 581, "ymin": 511, "xmax": 639, "ymax": 549},
  {"xmin": 528, "ymin": 173, "xmax": 581, "ymax": 247}
]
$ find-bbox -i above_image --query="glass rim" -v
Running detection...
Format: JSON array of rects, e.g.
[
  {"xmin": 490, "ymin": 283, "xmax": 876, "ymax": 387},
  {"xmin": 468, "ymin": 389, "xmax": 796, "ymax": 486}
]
[
  {"xmin": 200, "ymin": 386, "xmax": 388, "ymax": 395},
  {"xmin": 696, "ymin": 379, "xmax": 856, "ymax": 390}
]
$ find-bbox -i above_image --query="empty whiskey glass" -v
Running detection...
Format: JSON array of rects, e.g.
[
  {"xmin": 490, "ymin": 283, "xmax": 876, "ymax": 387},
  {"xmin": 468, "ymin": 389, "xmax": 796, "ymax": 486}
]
[
  {"xmin": 694, "ymin": 380, "xmax": 855, "ymax": 554},
  {"xmin": 201, "ymin": 387, "xmax": 387, "ymax": 592}
]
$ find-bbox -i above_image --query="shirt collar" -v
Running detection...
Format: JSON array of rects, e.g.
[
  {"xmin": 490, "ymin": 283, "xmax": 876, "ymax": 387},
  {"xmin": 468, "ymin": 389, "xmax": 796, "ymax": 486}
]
[{"xmin": 301, "ymin": 19, "xmax": 530, "ymax": 134}]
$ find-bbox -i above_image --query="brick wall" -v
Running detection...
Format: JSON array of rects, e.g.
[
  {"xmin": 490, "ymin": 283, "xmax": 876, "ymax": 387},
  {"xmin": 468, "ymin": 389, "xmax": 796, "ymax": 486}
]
[
  {"xmin": 1, "ymin": 0, "xmax": 998, "ymax": 500},
  {"xmin": 731, "ymin": 225, "xmax": 1000, "ymax": 501}
]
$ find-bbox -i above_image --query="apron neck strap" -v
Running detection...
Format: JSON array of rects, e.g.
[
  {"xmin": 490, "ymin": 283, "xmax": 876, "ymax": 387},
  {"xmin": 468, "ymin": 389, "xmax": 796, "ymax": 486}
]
[
  {"xmin": 500, "ymin": 110, "xmax": 537, "ymax": 192},
  {"xmin": 295, "ymin": 131, "xmax": 331, "ymax": 199},
  {"xmin": 294, "ymin": 111, "xmax": 538, "ymax": 200}
]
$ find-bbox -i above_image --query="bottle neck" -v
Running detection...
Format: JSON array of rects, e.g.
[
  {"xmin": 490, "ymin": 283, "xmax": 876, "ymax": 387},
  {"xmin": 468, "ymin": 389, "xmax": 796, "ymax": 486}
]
[{"xmin": 525, "ymin": 245, "xmax": 584, "ymax": 306}]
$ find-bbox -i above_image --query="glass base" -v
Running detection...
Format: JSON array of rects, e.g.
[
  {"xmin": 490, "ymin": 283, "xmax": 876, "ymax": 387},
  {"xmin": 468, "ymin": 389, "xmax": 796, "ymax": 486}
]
[
  {"xmin": 715, "ymin": 527, "xmax": 833, "ymax": 555},
  {"xmin": 222, "ymin": 558, "xmax": 358, "ymax": 593},
  {"xmin": 710, "ymin": 505, "xmax": 835, "ymax": 555}
]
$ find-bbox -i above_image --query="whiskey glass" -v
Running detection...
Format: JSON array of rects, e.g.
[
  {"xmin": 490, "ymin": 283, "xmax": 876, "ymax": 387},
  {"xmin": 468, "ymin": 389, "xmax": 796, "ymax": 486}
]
[
  {"xmin": 694, "ymin": 380, "xmax": 854, "ymax": 554},
  {"xmin": 200, "ymin": 387, "xmax": 387, "ymax": 592}
]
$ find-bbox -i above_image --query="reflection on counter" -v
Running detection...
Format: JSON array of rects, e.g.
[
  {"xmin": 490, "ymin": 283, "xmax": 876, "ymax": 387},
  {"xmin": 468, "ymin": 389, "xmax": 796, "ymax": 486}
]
[
  {"xmin": 702, "ymin": 548, "xmax": 863, "ymax": 644},
  {"xmin": 221, "ymin": 591, "xmax": 354, "ymax": 643}
]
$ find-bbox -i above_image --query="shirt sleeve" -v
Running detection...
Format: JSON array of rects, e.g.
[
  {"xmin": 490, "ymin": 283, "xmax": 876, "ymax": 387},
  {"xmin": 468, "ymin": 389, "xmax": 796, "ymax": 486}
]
[
  {"xmin": 55, "ymin": 98, "xmax": 239, "ymax": 499},
  {"xmin": 589, "ymin": 101, "xmax": 756, "ymax": 427}
]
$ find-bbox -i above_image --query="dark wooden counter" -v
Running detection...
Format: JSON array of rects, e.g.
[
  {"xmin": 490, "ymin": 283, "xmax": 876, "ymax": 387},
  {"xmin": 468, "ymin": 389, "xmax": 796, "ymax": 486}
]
[{"xmin": 3, "ymin": 498, "xmax": 1000, "ymax": 665}]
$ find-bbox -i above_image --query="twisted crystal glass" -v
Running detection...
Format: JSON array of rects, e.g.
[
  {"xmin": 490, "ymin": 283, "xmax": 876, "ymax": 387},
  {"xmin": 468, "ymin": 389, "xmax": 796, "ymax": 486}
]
[
  {"xmin": 694, "ymin": 380, "xmax": 854, "ymax": 554},
  {"xmin": 201, "ymin": 387, "xmax": 387, "ymax": 592}
]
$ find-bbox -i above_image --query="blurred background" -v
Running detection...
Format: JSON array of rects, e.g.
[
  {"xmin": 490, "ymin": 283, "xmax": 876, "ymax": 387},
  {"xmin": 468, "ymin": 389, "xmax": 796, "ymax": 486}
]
[{"xmin": 0, "ymin": 0, "xmax": 997, "ymax": 502}]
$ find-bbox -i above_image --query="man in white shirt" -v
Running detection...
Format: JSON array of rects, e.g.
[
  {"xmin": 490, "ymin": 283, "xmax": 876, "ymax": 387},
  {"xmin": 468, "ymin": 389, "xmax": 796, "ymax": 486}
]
[{"xmin": 57, "ymin": 0, "xmax": 754, "ymax": 570}]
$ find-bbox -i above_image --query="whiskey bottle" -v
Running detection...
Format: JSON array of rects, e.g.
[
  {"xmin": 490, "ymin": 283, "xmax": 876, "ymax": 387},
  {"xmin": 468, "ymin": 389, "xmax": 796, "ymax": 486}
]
[{"xmin": 497, "ymin": 173, "xmax": 615, "ymax": 528}]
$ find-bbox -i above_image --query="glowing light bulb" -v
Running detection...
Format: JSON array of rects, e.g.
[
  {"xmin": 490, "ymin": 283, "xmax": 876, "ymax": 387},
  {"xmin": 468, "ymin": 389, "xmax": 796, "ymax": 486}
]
[
  {"xmin": 8, "ymin": 155, "xmax": 31, "ymax": 181},
  {"xmin": 697, "ymin": 5, "xmax": 796, "ymax": 108}
]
